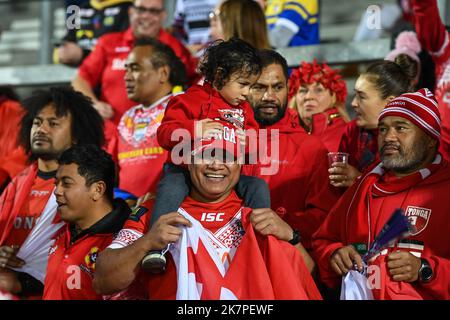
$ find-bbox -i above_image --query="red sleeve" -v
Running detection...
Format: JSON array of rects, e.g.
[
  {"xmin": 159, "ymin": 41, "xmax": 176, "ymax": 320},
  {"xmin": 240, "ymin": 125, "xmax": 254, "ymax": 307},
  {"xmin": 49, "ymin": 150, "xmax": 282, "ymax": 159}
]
[
  {"xmin": 412, "ymin": 0, "xmax": 448, "ymax": 54},
  {"xmin": 419, "ymin": 254, "xmax": 450, "ymax": 299},
  {"xmin": 311, "ymin": 188, "xmax": 360, "ymax": 289},
  {"xmin": 77, "ymin": 34, "xmax": 108, "ymax": 87},
  {"xmin": 283, "ymin": 140, "xmax": 341, "ymax": 251},
  {"xmin": 157, "ymin": 95, "xmax": 197, "ymax": 151}
]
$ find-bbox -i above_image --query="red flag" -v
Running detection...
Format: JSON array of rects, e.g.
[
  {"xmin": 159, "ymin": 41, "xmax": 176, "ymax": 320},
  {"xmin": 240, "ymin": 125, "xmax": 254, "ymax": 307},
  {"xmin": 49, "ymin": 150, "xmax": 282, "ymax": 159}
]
[{"xmin": 172, "ymin": 207, "xmax": 322, "ymax": 300}]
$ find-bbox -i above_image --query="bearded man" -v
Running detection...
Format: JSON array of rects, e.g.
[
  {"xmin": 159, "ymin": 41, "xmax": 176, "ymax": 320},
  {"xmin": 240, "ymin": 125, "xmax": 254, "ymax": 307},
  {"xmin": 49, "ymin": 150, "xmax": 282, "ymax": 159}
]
[{"xmin": 313, "ymin": 89, "xmax": 450, "ymax": 300}]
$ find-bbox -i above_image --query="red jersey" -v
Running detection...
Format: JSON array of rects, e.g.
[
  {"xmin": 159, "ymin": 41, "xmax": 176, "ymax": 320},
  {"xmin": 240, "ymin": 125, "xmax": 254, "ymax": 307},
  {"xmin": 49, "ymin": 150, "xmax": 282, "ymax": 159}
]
[
  {"xmin": 4, "ymin": 173, "xmax": 55, "ymax": 247},
  {"xmin": 157, "ymin": 82, "xmax": 259, "ymax": 163},
  {"xmin": 108, "ymin": 95, "xmax": 171, "ymax": 196},
  {"xmin": 242, "ymin": 109, "xmax": 340, "ymax": 249},
  {"xmin": 312, "ymin": 156, "xmax": 450, "ymax": 299},
  {"xmin": 412, "ymin": 0, "xmax": 450, "ymax": 159},
  {"xmin": 78, "ymin": 27, "xmax": 196, "ymax": 140},
  {"xmin": 293, "ymin": 107, "xmax": 347, "ymax": 152},
  {"xmin": 338, "ymin": 119, "xmax": 380, "ymax": 173},
  {"xmin": 111, "ymin": 191, "xmax": 321, "ymax": 300},
  {"xmin": 43, "ymin": 200, "xmax": 130, "ymax": 300}
]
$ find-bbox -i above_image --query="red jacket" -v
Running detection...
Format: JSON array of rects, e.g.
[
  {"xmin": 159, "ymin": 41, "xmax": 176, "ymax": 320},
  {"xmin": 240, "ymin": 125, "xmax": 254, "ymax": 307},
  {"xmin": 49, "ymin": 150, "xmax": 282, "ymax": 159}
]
[
  {"xmin": 312, "ymin": 157, "xmax": 450, "ymax": 299},
  {"xmin": 412, "ymin": 0, "xmax": 450, "ymax": 160},
  {"xmin": 157, "ymin": 83, "xmax": 259, "ymax": 163},
  {"xmin": 0, "ymin": 97, "xmax": 27, "ymax": 187},
  {"xmin": 0, "ymin": 165, "xmax": 39, "ymax": 245},
  {"xmin": 293, "ymin": 107, "xmax": 348, "ymax": 152},
  {"xmin": 338, "ymin": 119, "xmax": 379, "ymax": 173},
  {"xmin": 242, "ymin": 109, "xmax": 341, "ymax": 249},
  {"xmin": 78, "ymin": 27, "xmax": 197, "ymax": 140}
]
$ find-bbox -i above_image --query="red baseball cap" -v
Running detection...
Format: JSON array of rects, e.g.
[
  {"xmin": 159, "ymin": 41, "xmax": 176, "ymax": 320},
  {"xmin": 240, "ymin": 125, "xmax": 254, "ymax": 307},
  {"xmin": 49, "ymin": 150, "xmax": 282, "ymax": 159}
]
[{"xmin": 191, "ymin": 136, "xmax": 243, "ymax": 163}]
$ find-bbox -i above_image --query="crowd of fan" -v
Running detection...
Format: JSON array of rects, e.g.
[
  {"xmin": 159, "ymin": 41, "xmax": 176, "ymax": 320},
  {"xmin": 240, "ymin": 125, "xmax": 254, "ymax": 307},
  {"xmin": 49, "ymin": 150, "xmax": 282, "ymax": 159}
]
[{"xmin": 0, "ymin": 0, "xmax": 449, "ymax": 300}]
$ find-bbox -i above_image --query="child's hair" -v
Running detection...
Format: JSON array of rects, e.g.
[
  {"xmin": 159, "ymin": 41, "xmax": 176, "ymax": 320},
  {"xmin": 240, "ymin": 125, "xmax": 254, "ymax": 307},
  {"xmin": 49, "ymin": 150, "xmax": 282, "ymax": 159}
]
[{"xmin": 198, "ymin": 38, "xmax": 262, "ymax": 89}]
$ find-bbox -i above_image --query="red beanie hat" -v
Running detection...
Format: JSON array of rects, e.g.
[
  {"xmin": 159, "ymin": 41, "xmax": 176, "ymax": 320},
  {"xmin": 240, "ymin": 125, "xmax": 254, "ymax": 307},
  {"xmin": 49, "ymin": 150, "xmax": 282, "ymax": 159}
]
[{"xmin": 379, "ymin": 88, "xmax": 441, "ymax": 141}]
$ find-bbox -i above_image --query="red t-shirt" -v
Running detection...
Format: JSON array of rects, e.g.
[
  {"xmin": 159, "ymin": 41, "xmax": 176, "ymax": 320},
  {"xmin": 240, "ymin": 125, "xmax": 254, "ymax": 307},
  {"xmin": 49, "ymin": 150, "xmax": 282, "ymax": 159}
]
[
  {"xmin": 108, "ymin": 95, "xmax": 171, "ymax": 196},
  {"xmin": 78, "ymin": 27, "xmax": 197, "ymax": 140}
]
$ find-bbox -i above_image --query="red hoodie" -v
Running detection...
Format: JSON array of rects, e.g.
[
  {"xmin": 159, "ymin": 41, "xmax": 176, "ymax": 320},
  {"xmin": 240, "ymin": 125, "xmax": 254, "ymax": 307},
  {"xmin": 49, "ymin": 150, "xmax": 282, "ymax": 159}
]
[
  {"xmin": 312, "ymin": 156, "xmax": 450, "ymax": 299},
  {"xmin": 242, "ymin": 109, "xmax": 341, "ymax": 249},
  {"xmin": 157, "ymin": 82, "xmax": 259, "ymax": 163}
]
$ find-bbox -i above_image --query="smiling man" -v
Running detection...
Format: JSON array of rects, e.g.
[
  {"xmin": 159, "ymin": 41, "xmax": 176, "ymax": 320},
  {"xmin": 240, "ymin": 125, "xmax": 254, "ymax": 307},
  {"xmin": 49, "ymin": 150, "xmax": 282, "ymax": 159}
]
[
  {"xmin": 313, "ymin": 89, "xmax": 450, "ymax": 300},
  {"xmin": 93, "ymin": 137, "xmax": 321, "ymax": 300},
  {"xmin": 43, "ymin": 144, "xmax": 129, "ymax": 300},
  {"xmin": 107, "ymin": 38, "xmax": 187, "ymax": 197},
  {"xmin": 0, "ymin": 87, "xmax": 104, "ymax": 298}
]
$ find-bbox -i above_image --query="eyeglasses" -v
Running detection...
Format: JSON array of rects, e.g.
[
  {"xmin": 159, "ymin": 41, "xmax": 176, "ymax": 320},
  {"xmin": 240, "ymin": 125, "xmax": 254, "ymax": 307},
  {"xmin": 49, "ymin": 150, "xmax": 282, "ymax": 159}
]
[
  {"xmin": 133, "ymin": 5, "xmax": 164, "ymax": 16},
  {"xmin": 208, "ymin": 10, "xmax": 221, "ymax": 20}
]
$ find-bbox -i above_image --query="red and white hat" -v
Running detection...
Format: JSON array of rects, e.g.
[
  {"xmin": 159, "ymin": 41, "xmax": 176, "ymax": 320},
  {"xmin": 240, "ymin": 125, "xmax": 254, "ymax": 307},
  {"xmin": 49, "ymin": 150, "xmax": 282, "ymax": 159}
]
[{"xmin": 378, "ymin": 88, "xmax": 441, "ymax": 141}]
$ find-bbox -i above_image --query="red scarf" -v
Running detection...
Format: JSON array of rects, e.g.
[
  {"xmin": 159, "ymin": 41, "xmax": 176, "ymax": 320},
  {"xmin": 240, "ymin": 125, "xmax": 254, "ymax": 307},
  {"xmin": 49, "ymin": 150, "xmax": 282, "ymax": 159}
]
[
  {"xmin": 0, "ymin": 164, "xmax": 38, "ymax": 245},
  {"xmin": 341, "ymin": 155, "xmax": 444, "ymax": 246}
]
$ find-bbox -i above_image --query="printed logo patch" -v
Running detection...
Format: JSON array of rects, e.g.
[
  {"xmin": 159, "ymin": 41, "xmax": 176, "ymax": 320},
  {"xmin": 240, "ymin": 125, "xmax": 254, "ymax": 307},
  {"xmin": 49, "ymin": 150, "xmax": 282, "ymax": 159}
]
[
  {"xmin": 128, "ymin": 206, "xmax": 148, "ymax": 222},
  {"xmin": 218, "ymin": 109, "xmax": 244, "ymax": 129},
  {"xmin": 84, "ymin": 247, "xmax": 100, "ymax": 270},
  {"xmin": 405, "ymin": 206, "xmax": 432, "ymax": 235}
]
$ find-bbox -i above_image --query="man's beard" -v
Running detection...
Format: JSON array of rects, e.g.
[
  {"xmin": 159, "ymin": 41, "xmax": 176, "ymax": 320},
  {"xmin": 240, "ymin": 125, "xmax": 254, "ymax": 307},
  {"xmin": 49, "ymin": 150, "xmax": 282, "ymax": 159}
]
[
  {"xmin": 253, "ymin": 103, "xmax": 287, "ymax": 126},
  {"xmin": 381, "ymin": 137, "xmax": 430, "ymax": 174},
  {"xmin": 31, "ymin": 146, "xmax": 61, "ymax": 161}
]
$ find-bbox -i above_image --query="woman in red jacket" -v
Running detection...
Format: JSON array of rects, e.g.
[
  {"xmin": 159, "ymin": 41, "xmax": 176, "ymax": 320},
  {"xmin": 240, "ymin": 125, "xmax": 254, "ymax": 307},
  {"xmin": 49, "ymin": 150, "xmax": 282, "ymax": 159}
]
[
  {"xmin": 288, "ymin": 60, "xmax": 349, "ymax": 152},
  {"xmin": 329, "ymin": 57, "xmax": 417, "ymax": 188}
]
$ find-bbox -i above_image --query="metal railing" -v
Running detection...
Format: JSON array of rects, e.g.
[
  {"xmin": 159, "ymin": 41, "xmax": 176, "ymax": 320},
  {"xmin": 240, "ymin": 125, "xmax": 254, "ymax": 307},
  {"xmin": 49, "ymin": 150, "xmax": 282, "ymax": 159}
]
[{"xmin": 0, "ymin": 38, "xmax": 390, "ymax": 87}]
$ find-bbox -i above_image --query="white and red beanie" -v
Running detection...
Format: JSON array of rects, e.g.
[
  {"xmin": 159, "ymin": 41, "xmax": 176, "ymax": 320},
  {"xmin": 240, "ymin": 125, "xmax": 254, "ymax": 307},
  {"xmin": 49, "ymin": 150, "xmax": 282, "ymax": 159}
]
[{"xmin": 378, "ymin": 88, "xmax": 441, "ymax": 141}]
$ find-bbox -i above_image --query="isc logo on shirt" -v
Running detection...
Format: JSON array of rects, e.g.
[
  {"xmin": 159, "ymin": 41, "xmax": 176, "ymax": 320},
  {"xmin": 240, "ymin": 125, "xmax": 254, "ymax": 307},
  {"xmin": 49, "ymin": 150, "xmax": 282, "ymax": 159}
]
[{"xmin": 201, "ymin": 212, "xmax": 224, "ymax": 222}]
